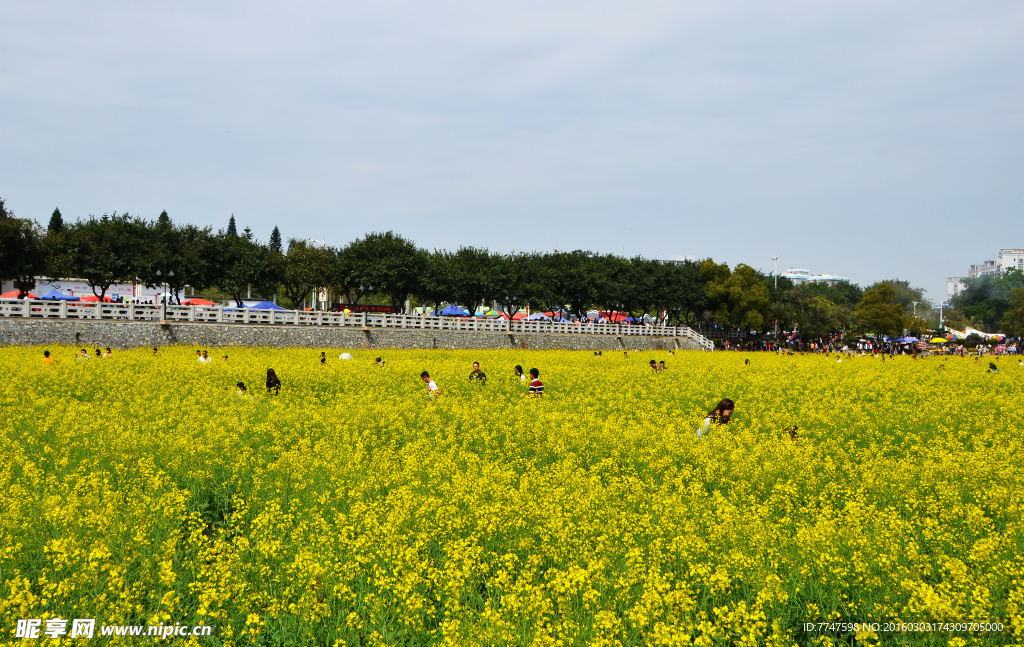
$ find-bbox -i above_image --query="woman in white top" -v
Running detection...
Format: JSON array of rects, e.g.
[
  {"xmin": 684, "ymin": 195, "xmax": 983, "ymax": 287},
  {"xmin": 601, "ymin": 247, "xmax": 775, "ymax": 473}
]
[{"xmin": 698, "ymin": 399, "xmax": 734, "ymax": 438}]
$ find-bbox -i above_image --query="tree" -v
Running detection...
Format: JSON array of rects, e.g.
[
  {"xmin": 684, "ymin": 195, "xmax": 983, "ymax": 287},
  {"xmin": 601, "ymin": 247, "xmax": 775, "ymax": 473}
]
[
  {"xmin": 47, "ymin": 213, "xmax": 150, "ymax": 300},
  {"xmin": 590, "ymin": 254, "xmax": 626, "ymax": 317},
  {"xmin": 951, "ymin": 270, "xmax": 1024, "ymax": 332},
  {"xmin": 655, "ymin": 260, "xmax": 707, "ymax": 327},
  {"xmin": 617, "ymin": 257, "xmax": 658, "ymax": 321},
  {"xmin": 941, "ymin": 306, "xmax": 969, "ymax": 332},
  {"xmin": 215, "ymin": 226, "xmax": 282, "ymax": 306},
  {"xmin": 1001, "ymin": 288, "xmax": 1024, "ymax": 337},
  {"xmin": 226, "ymin": 215, "xmax": 237, "ymax": 237},
  {"xmin": 337, "ymin": 232, "xmax": 425, "ymax": 312},
  {"xmin": 545, "ymin": 250, "xmax": 602, "ymax": 318},
  {"xmin": 47, "ymin": 208, "xmax": 63, "ymax": 235},
  {"xmin": 855, "ymin": 282, "xmax": 906, "ymax": 337},
  {"xmin": 139, "ymin": 214, "xmax": 219, "ymax": 303},
  {"xmin": 280, "ymin": 239, "xmax": 337, "ymax": 309},
  {"xmin": 421, "ymin": 247, "xmax": 501, "ymax": 314},
  {"xmin": 269, "ymin": 226, "xmax": 283, "ymax": 254},
  {"xmin": 777, "ymin": 283, "xmax": 856, "ymax": 339},
  {"xmin": 703, "ymin": 263, "xmax": 771, "ymax": 331},
  {"xmin": 490, "ymin": 252, "xmax": 541, "ymax": 317},
  {"xmin": 0, "ymin": 198, "xmax": 46, "ymax": 296},
  {"xmin": 794, "ymin": 280, "xmax": 863, "ymax": 309},
  {"xmin": 905, "ymin": 315, "xmax": 931, "ymax": 337},
  {"xmin": 873, "ymin": 279, "xmax": 930, "ymax": 316}
]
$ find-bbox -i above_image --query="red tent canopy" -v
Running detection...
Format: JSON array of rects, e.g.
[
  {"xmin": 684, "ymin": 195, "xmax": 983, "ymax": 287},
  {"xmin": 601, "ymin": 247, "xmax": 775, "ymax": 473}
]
[
  {"xmin": 79, "ymin": 295, "xmax": 113, "ymax": 302},
  {"xmin": 183, "ymin": 298, "xmax": 216, "ymax": 306},
  {"xmin": 0, "ymin": 290, "xmax": 37, "ymax": 298},
  {"xmin": 511, "ymin": 312, "xmax": 529, "ymax": 320}
]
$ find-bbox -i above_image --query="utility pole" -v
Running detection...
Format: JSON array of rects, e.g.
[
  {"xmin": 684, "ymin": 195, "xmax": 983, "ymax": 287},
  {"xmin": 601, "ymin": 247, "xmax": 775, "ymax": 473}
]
[{"xmin": 912, "ymin": 301, "xmax": 918, "ymax": 316}]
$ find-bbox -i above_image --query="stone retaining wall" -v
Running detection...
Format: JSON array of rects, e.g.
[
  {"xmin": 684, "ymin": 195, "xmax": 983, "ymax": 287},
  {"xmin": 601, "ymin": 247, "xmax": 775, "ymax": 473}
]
[{"xmin": 0, "ymin": 320, "xmax": 706, "ymax": 352}]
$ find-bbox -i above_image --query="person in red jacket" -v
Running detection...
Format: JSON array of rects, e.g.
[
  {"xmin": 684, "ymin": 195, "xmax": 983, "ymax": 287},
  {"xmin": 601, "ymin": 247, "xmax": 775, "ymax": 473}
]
[{"xmin": 526, "ymin": 368, "xmax": 544, "ymax": 396}]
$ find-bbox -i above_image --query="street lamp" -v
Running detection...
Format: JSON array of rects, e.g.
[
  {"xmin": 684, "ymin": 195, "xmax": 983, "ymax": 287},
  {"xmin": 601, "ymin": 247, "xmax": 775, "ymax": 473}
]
[
  {"xmin": 155, "ymin": 264, "xmax": 175, "ymax": 304},
  {"xmin": 771, "ymin": 255, "xmax": 781, "ymax": 337}
]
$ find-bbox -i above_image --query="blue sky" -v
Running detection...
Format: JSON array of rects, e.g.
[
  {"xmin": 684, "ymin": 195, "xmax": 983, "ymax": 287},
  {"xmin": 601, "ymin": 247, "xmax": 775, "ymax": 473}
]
[{"xmin": 2, "ymin": 1, "xmax": 1022, "ymax": 300}]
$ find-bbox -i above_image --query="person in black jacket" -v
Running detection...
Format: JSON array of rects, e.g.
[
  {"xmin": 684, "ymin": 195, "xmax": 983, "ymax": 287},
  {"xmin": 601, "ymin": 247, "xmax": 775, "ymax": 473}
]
[
  {"xmin": 468, "ymin": 362, "xmax": 487, "ymax": 383},
  {"xmin": 266, "ymin": 369, "xmax": 281, "ymax": 394}
]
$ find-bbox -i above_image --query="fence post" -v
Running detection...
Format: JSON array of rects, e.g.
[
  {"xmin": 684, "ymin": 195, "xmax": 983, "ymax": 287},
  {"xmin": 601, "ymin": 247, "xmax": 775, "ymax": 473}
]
[
  {"xmin": 22, "ymin": 297, "xmax": 30, "ymax": 318},
  {"xmin": 61, "ymin": 300, "xmax": 68, "ymax": 319}
]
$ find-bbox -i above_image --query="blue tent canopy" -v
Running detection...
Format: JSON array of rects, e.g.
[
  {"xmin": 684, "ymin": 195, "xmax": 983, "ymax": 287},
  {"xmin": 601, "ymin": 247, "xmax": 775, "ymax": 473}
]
[
  {"xmin": 525, "ymin": 312, "xmax": 550, "ymax": 320},
  {"xmin": 37, "ymin": 289, "xmax": 80, "ymax": 301},
  {"xmin": 438, "ymin": 305, "xmax": 471, "ymax": 316},
  {"xmin": 245, "ymin": 301, "xmax": 287, "ymax": 310}
]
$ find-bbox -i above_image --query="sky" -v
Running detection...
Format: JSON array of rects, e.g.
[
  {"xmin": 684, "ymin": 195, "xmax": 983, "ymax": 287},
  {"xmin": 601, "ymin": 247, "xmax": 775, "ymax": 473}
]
[{"xmin": 2, "ymin": 1, "xmax": 1023, "ymax": 301}]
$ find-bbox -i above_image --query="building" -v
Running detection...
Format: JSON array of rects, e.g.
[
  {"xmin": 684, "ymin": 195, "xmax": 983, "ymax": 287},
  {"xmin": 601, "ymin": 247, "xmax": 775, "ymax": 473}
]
[
  {"xmin": 950, "ymin": 247, "xmax": 1024, "ymax": 298},
  {"xmin": 780, "ymin": 268, "xmax": 811, "ymax": 283},
  {"xmin": 778, "ymin": 268, "xmax": 850, "ymax": 287},
  {"xmin": 954, "ymin": 247, "xmax": 1023, "ymax": 298},
  {"xmin": 969, "ymin": 260, "xmax": 999, "ymax": 278},
  {"xmin": 946, "ymin": 277, "xmax": 966, "ymax": 300},
  {"xmin": 999, "ymin": 248, "xmax": 1024, "ymax": 273},
  {"xmin": 966, "ymin": 249, "xmax": 1023, "ymax": 278},
  {"xmin": 661, "ymin": 255, "xmax": 697, "ymax": 265}
]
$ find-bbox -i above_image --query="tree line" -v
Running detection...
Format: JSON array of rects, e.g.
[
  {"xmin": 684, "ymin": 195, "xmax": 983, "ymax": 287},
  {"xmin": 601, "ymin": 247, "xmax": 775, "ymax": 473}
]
[
  {"xmin": 949, "ymin": 271, "xmax": 1024, "ymax": 336},
  {"xmin": 2, "ymin": 200, "xmax": 1020, "ymax": 337}
]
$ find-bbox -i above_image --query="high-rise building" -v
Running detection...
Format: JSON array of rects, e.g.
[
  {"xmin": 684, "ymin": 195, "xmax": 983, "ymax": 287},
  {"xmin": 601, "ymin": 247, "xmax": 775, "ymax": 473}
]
[
  {"xmin": 950, "ymin": 247, "xmax": 1022, "ymax": 299},
  {"xmin": 998, "ymin": 248, "xmax": 1024, "ymax": 273},
  {"xmin": 946, "ymin": 277, "xmax": 966, "ymax": 299},
  {"xmin": 969, "ymin": 260, "xmax": 999, "ymax": 278}
]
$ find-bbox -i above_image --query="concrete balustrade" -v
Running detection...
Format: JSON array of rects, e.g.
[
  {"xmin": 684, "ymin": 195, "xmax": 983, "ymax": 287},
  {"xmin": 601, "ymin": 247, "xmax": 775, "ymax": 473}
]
[{"xmin": 0, "ymin": 299, "xmax": 714, "ymax": 350}]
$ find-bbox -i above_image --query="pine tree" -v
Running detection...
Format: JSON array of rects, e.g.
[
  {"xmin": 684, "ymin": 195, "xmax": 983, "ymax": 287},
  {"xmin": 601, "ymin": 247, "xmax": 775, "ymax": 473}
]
[
  {"xmin": 48, "ymin": 208, "xmax": 63, "ymax": 234},
  {"xmin": 157, "ymin": 210, "xmax": 170, "ymax": 228},
  {"xmin": 269, "ymin": 226, "xmax": 283, "ymax": 253},
  {"xmin": 227, "ymin": 215, "xmax": 237, "ymax": 237}
]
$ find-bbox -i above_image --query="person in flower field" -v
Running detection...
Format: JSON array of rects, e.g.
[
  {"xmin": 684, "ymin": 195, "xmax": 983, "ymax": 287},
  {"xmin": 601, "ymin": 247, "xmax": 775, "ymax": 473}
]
[
  {"xmin": 526, "ymin": 368, "xmax": 544, "ymax": 396},
  {"xmin": 421, "ymin": 371, "xmax": 440, "ymax": 399}
]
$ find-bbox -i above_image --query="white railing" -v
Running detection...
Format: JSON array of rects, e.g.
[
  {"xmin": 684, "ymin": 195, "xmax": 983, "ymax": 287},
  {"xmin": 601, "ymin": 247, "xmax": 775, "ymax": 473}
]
[{"xmin": 0, "ymin": 299, "xmax": 715, "ymax": 349}]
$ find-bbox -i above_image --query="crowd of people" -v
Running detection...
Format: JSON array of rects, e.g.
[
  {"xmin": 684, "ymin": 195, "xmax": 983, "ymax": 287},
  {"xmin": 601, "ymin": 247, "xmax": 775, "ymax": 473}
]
[
  {"xmin": 723, "ymin": 336, "xmax": 1022, "ymax": 356},
  {"xmin": 420, "ymin": 363, "xmax": 544, "ymax": 400},
  {"xmin": 50, "ymin": 342, "xmax": 1020, "ymax": 443}
]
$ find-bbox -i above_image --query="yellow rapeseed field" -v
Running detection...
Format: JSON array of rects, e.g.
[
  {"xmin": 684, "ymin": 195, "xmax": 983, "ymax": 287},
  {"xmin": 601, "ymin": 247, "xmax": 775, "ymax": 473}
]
[{"xmin": 0, "ymin": 346, "xmax": 1022, "ymax": 646}]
